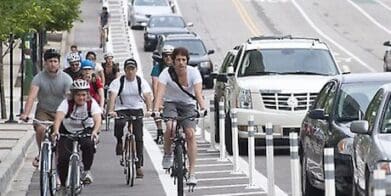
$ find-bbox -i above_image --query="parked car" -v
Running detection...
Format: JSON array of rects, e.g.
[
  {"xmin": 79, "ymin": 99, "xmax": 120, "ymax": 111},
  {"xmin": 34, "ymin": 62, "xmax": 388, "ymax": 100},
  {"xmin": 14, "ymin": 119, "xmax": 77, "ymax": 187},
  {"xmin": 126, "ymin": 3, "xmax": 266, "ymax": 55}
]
[
  {"xmin": 384, "ymin": 40, "xmax": 391, "ymax": 71},
  {"xmin": 350, "ymin": 82, "xmax": 391, "ymax": 196},
  {"xmin": 214, "ymin": 35, "xmax": 347, "ymax": 154},
  {"xmin": 143, "ymin": 14, "xmax": 192, "ymax": 51},
  {"xmin": 154, "ymin": 33, "xmax": 215, "ymax": 88},
  {"xmin": 127, "ymin": 0, "xmax": 173, "ymax": 29},
  {"xmin": 300, "ymin": 73, "xmax": 391, "ymax": 196}
]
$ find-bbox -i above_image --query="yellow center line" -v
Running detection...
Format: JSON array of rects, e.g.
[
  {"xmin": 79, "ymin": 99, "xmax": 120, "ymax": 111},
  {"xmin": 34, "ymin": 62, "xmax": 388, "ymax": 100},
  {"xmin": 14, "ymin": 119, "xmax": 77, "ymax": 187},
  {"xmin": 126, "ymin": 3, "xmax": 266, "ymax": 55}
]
[{"xmin": 231, "ymin": 0, "xmax": 262, "ymax": 36}]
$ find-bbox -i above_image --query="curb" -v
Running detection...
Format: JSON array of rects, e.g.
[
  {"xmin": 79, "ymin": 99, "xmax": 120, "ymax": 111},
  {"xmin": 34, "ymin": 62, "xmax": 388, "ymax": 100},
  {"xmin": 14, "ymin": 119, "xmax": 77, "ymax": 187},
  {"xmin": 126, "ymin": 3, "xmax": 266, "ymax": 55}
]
[{"xmin": 0, "ymin": 127, "xmax": 34, "ymax": 196}]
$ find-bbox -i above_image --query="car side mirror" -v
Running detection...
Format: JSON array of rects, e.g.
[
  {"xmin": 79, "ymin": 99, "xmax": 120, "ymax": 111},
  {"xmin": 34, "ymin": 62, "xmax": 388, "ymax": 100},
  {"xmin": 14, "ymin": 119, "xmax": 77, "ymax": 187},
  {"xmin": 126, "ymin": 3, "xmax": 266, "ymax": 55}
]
[
  {"xmin": 207, "ymin": 49, "xmax": 215, "ymax": 55},
  {"xmin": 140, "ymin": 22, "xmax": 147, "ymax": 28},
  {"xmin": 186, "ymin": 22, "xmax": 194, "ymax": 27},
  {"xmin": 342, "ymin": 65, "xmax": 351, "ymax": 74},
  {"xmin": 350, "ymin": 120, "xmax": 369, "ymax": 134},
  {"xmin": 216, "ymin": 74, "xmax": 228, "ymax": 83},
  {"xmin": 384, "ymin": 40, "xmax": 391, "ymax": 47},
  {"xmin": 308, "ymin": 109, "xmax": 329, "ymax": 120}
]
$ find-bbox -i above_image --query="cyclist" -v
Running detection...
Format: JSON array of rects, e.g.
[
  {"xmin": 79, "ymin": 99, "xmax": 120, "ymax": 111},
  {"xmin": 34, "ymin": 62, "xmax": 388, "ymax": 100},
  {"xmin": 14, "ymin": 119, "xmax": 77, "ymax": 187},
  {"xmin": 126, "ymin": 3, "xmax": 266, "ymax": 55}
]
[
  {"xmin": 20, "ymin": 49, "xmax": 73, "ymax": 167},
  {"xmin": 64, "ymin": 52, "xmax": 82, "ymax": 80},
  {"xmin": 85, "ymin": 51, "xmax": 105, "ymax": 85},
  {"xmin": 150, "ymin": 45, "xmax": 174, "ymax": 143},
  {"xmin": 80, "ymin": 59, "xmax": 105, "ymax": 111},
  {"xmin": 64, "ymin": 45, "xmax": 83, "ymax": 68},
  {"xmin": 99, "ymin": 6, "xmax": 110, "ymax": 48},
  {"xmin": 153, "ymin": 47, "xmax": 206, "ymax": 185},
  {"xmin": 102, "ymin": 52, "xmax": 120, "ymax": 96},
  {"xmin": 52, "ymin": 79, "xmax": 102, "ymax": 187},
  {"xmin": 107, "ymin": 58, "xmax": 153, "ymax": 178}
]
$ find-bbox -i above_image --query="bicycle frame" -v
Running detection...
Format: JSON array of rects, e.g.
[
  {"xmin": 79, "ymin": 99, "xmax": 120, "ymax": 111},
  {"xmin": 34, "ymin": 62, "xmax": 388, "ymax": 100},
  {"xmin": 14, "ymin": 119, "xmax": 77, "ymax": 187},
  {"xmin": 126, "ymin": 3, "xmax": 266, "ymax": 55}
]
[
  {"xmin": 170, "ymin": 120, "xmax": 188, "ymax": 196},
  {"xmin": 40, "ymin": 125, "xmax": 57, "ymax": 196}
]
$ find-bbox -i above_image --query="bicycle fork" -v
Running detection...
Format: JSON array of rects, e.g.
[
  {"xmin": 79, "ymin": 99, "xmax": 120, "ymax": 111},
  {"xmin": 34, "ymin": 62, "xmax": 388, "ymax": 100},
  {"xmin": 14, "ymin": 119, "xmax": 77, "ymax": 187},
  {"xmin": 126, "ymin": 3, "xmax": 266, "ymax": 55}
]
[
  {"xmin": 66, "ymin": 140, "xmax": 82, "ymax": 195},
  {"xmin": 41, "ymin": 140, "xmax": 57, "ymax": 194}
]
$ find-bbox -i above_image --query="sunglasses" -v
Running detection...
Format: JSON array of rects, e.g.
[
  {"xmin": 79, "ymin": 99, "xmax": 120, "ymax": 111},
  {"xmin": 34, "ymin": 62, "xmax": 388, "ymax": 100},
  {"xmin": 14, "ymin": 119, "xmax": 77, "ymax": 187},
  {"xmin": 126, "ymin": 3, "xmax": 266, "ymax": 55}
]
[{"xmin": 70, "ymin": 63, "xmax": 80, "ymax": 66}]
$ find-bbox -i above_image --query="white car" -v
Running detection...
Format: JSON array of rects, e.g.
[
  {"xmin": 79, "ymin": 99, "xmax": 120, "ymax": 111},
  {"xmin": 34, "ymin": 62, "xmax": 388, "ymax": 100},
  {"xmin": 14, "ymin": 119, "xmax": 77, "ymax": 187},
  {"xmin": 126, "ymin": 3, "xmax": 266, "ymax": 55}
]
[
  {"xmin": 215, "ymin": 35, "xmax": 348, "ymax": 154},
  {"xmin": 127, "ymin": 0, "xmax": 174, "ymax": 29}
]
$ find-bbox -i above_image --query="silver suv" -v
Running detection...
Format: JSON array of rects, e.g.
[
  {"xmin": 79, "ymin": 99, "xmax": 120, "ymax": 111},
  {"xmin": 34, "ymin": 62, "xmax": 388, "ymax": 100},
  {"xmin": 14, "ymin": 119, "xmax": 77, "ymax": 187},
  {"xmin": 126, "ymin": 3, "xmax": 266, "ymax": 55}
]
[{"xmin": 215, "ymin": 35, "xmax": 346, "ymax": 154}]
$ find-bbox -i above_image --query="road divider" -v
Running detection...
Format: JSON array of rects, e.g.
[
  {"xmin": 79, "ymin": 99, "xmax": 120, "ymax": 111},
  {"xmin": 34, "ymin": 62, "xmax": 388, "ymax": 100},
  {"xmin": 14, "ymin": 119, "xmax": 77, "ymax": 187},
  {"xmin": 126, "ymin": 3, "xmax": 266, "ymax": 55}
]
[
  {"xmin": 289, "ymin": 132, "xmax": 301, "ymax": 196},
  {"xmin": 208, "ymin": 99, "xmax": 218, "ymax": 152},
  {"xmin": 219, "ymin": 101, "xmax": 227, "ymax": 161},
  {"xmin": 247, "ymin": 115, "xmax": 257, "ymax": 189},
  {"xmin": 374, "ymin": 169, "xmax": 386, "ymax": 196},
  {"xmin": 324, "ymin": 148, "xmax": 335, "ymax": 196},
  {"xmin": 231, "ymin": 109, "xmax": 240, "ymax": 174}
]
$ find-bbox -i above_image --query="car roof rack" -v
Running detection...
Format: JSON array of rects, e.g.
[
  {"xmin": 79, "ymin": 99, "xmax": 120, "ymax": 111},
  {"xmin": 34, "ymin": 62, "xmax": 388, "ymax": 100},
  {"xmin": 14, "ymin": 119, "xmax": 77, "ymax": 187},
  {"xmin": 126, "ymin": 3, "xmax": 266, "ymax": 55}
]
[{"xmin": 247, "ymin": 35, "xmax": 321, "ymax": 44}]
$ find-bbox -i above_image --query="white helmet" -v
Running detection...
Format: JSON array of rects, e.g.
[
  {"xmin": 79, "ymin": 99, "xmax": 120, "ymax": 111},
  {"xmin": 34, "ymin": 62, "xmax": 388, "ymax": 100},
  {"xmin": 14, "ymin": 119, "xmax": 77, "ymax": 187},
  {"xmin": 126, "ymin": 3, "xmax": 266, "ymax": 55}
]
[
  {"xmin": 162, "ymin": 45, "xmax": 174, "ymax": 54},
  {"xmin": 104, "ymin": 52, "xmax": 114, "ymax": 59},
  {"xmin": 71, "ymin": 79, "xmax": 90, "ymax": 91},
  {"xmin": 67, "ymin": 52, "xmax": 81, "ymax": 63}
]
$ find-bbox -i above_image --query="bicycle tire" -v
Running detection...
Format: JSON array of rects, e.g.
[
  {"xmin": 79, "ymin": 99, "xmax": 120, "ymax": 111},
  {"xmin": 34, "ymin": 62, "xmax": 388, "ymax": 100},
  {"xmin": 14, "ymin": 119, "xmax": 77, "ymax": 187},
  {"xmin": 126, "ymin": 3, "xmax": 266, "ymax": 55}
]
[
  {"xmin": 125, "ymin": 137, "xmax": 131, "ymax": 185},
  {"xmin": 175, "ymin": 144, "xmax": 184, "ymax": 196},
  {"xmin": 40, "ymin": 143, "xmax": 51, "ymax": 196},
  {"xmin": 69, "ymin": 156, "xmax": 80, "ymax": 196},
  {"xmin": 105, "ymin": 114, "xmax": 109, "ymax": 131},
  {"xmin": 129, "ymin": 137, "xmax": 136, "ymax": 187}
]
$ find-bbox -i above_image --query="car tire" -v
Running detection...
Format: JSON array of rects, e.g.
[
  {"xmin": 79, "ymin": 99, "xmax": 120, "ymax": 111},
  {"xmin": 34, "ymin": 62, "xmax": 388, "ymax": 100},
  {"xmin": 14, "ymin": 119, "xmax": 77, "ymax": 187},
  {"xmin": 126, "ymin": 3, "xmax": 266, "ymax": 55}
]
[
  {"xmin": 301, "ymin": 156, "xmax": 321, "ymax": 196},
  {"xmin": 205, "ymin": 78, "xmax": 214, "ymax": 89},
  {"xmin": 225, "ymin": 111, "xmax": 233, "ymax": 155},
  {"xmin": 214, "ymin": 96, "xmax": 220, "ymax": 143}
]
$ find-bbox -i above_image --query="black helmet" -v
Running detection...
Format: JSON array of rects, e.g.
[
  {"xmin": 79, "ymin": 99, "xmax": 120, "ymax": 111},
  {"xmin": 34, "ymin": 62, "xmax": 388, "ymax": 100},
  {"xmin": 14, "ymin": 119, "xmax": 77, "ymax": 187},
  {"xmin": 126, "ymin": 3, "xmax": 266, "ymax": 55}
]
[{"xmin": 44, "ymin": 48, "xmax": 61, "ymax": 61}]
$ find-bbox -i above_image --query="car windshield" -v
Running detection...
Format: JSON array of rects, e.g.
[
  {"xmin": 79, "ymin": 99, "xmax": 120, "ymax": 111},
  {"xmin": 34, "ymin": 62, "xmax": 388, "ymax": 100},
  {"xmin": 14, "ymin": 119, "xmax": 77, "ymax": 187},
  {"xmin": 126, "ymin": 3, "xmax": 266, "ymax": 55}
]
[
  {"xmin": 135, "ymin": 0, "xmax": 168, "ymax": 6},
  {"xmin": 381, "ymin": 98, "xmax": 391, "ymax": 133},
  {"xmin": 149, "ymin": 16, "xmax": 185, "ymax": 28},
  {"xmin": 165, "ymin": 40, "xmax": 207, "ymax": 56},
  {"xmin": 335, "ymin": 82, "xmax": 386, "ymax": 122},
  {"xmin": 238, "ymin": 49, "xmax": 339, "ymax": 77}
]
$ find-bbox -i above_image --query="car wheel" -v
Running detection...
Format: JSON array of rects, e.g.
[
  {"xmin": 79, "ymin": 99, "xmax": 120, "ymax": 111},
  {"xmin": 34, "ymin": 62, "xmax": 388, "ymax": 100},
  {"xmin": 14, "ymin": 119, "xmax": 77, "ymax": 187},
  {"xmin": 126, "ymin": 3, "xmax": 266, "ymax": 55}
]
[
  {"xmin": 214, "ymin": 96, "xmax": 220, "ymax": 143},
  {"xmin": 204, "ymin": 78, "xmax": 214, "ymax": 89},
  {"xmin": 225, "ymin": 111, "xmax": 233, "ymax": 155},
  {"xmin": 365, "ymin": 168, "xmax": 373, "ymax": 196},
  {"xmin": 301, "ymin": 156, "xmax": 321, "ymax": 196}
]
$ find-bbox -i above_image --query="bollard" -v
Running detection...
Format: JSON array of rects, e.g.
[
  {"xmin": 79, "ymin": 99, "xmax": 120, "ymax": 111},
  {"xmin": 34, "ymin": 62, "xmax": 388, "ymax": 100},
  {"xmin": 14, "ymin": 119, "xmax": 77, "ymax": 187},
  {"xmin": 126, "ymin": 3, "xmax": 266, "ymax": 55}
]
[
  {"xmin": 231, "ymin": 110, "xmax": 240, "ymax": 174},
  {"xmin": 289, "ymin": 132, "xmax": 301, "ymax": 196},
  {"xmin": 266, "ymin": 123, "xmax": 275, "ymax": 196},
  {"xmin": 218, "ymin": 101, "xmax": 227, "ymax": 161},
  {"xmin": 199, "ymin": 113, "xmax": 206, "ymax": 142},
  {"xmin": 207, "ymin": 99, "xmax": 217, "ymax": 151},
  {"xmin": 247, "ymin": 115, "xmax": 257, "ymax": 188},
  {"xmin": 324, "ymin": 148, "xmax": 335, "ymax": 196},
  {"xmin": 374, "ymin": 169, "xmax": 386, "ymax": 196}
]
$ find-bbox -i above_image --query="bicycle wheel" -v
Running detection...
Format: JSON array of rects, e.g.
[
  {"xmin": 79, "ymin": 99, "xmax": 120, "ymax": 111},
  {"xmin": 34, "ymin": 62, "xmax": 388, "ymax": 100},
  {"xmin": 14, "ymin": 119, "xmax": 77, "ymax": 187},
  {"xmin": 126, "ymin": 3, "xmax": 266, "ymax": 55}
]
[
  {"xmin": 40, "ymin": 143, "xmax": 51, "ymax": 196},
  {"xmin": 125, "ymin": 137, "xmax": 131, "ymax": 185},
  {"xmin": 68, "ymin": 156, "xmax": 80, "ymax": 196},
  {"xmin": 174, "ymin": 144, "xmax": 184, "ymax": 196},
  {"xmin": 129, "ymin": 137, "xmax": 136, "ymax": 187}
]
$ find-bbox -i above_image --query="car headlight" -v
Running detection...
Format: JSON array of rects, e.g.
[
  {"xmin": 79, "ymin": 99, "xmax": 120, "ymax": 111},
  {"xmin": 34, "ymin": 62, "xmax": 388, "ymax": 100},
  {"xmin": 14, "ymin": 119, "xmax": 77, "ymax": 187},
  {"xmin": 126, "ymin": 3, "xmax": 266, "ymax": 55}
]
[
  {"xmin": 337, "ymin": 138, "xmax": 353, "ymax": 155},
  {"xmin": 377, "ymin": 162, "xmax": 391, "ymax": 175},
  {"xmin": 237, "ymin": 89, "xmax": 252, "ymax": 109},
  {"xmin": 200, "ymin": 61, "xmax": 211, "ymax": 69}
]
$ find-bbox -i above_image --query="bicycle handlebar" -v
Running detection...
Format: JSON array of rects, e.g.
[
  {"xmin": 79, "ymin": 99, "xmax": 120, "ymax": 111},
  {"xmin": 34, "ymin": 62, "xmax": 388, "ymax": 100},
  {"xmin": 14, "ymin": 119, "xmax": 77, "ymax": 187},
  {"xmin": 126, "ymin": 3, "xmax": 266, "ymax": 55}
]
[{"xmin": 151, "ymin": 110, "xmax": 207, "ymax": 121}]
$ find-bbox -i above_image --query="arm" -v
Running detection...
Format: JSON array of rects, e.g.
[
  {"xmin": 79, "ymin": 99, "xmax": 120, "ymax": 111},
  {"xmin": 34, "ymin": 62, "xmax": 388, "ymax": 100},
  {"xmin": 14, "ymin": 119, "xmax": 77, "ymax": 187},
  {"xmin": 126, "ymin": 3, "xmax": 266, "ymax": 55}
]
[
  {"xmin": 53, "ymin": 111, "xmax": 65, "ymax": 136},
  {"xmin": 20, "ymin": 85, "xmax": 39, "ymax": 120},
  {"xmin": 92, "ymin": 113, "xmax": 102, "ymax": 134},
  {"xmin": 151, "ymin": 76, "xmax": 159, "ymax": 96},
  {"xmin": 194, "ymin": 82, "xmax": 206, "ymax": 110},
  {"xmin": 99, "ymin": 70, "xmax": 105, "ymax": 86},
  {"xmin": 143, "ymin": 92, "xmax": 153, "ymax": 112},
  {"xmin": 98, "ymin": 87, "xmax": 105, "ymax": 108},
  {"xmin": 108, "ymin": 91, "xmax": 117, "ymax": 114},
  {"xmin": 153, "ymin": 81, "xmax": 166, "ymax": 111}
]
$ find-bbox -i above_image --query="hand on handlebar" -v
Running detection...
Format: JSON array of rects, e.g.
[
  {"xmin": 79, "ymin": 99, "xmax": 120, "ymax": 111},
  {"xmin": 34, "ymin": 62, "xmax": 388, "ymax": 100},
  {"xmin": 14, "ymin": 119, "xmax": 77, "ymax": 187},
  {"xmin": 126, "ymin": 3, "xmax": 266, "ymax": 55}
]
[
  {"xmin": 198, "ymin": 109, "xmax": 207, "ymax": 118},
  {"xmin": 19, "ymin": 114, "xmax": 29, "ymax": 122},
  {"xmin": 108, "ymin": 111, "xmax": 117, "ymax": 118},
  {"xmin": 91, "ymin": 132, "xmax": 99, "ymax": 143}
]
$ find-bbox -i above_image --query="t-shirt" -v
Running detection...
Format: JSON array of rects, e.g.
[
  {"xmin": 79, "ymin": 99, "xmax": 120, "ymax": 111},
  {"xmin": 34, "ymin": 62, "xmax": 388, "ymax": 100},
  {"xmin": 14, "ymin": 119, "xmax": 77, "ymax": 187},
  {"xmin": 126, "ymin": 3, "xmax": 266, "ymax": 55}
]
[
  {"xmin": 158, "ymin": 66, "xmax": 202, "ymax": 105},
  {"xmin": 64, "ymin": 67, "xmax": 82, "ymax": 80},
  {"xmin": 57, "ymin": 99, "xmax": 102, "ymax": 133},
  {"xmin": 32, "ymin": 70, "xmax": 73, "ymax": 112},
  {"xmin": 150, "ymin": 63, "xmax": 167, "ymax": 77},
  {"xmin": 89, "ymin": 77, "xmax": 104, "ymax": 104},
  {"xmin": 100, "ymin": 12, "xmax": 110, "ymax": 27},
  {"xmin": 109, "ymin": 76, "xmax": 152, "ymax": 110}
]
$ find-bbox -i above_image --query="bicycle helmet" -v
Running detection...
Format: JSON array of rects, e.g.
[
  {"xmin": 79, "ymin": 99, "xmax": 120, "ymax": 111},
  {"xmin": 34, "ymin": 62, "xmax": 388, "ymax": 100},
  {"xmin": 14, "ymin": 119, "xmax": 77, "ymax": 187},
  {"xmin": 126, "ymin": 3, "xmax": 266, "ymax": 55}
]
[
  {"xmin": 67, "ymin": 52, "xmax": 81, "ymax": 63},
  {"xmin": 104, "ymin": 52, "xmax": 114, "ymax": 59},
  {"xmin": 80, "ymin": 59, "xmax": 95, "ymax": 70},
  {"xmin": 162, "ymin": 45, "xmax": 174, "ymax": 54},
  {"xmin": 44, "ymin": 48, "xmax": 61, "ymax": 61},
  {"xmin": 71, "ymin": 79, "xmax": 90, "ymax": 91}
]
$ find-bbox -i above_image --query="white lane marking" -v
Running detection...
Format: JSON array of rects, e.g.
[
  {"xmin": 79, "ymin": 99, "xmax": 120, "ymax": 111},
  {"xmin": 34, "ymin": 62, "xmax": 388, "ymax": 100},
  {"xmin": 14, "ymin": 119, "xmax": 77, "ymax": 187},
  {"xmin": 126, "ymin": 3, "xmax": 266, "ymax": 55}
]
[
  {"xmin": 374, "ymin": 0, "xmax": 391, "ymax": 12},
  {"xmin": 291, "ymin": 0, "xmax": 377, "ymax": 72},
  {"xmin": 197, "ymin": 157, "xmax": 219, "ymax": 161},
  {"xmin": 196, "ymin": 163, "xmax": 232, "ymax": 167},
  {"xmin": 198, "ymin": 176, "xmax": 248, "ymax": 182},
  {"xmin": 196, "ymin": 184, "xmax": 249, "ymax": 189},
  {"xmin": 195, "ymin": 170, "xmax": 233, "ymax": 174},
  {"xmin": 346, "ymin": 0, "xmax": 391, "ymax": 34},
  {"xmin": 143, "ymin": 128, "xmax": 177, "ymax": 196},
  {"xmin": 198, "ymin": 152, "xmax": 220, "ymax": 156},
  {"xmin": 204, "ymin": 191, "xmax": 267, "ymax": 196}
]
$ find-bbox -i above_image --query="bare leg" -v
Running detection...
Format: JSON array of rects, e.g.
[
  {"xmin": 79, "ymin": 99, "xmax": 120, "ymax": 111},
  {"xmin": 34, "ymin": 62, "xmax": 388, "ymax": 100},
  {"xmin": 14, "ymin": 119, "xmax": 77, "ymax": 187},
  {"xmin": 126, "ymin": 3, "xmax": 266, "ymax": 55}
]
[
  {"xmin": 185, "ymin": 127, "xmax": 197, "ymax": 175},
  {"xmin": 163, "ymin": 121, "xmax": 173, "ymax": 154}
]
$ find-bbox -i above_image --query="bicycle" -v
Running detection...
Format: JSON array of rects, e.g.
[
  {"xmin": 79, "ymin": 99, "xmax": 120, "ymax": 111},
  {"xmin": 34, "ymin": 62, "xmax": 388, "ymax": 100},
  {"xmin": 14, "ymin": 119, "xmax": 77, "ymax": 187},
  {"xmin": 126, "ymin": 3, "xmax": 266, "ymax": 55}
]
[
  {"xmin": 100, "ymin": 25, "xmax": 109, "ymax": 53},
  {"xmin": 60, "ymin": 130, "xmax": 93, "ymax": 196},
  {"xmin": 103, "ymin": 85, "xmax": 110, "ymax": 132},
  {"xmin": 153, "ymin": 110, "xmax": 207, "ymax": 196},
  {"xmin": 114, "ymin": 115, "xmax": 143, "ymax": 186}
]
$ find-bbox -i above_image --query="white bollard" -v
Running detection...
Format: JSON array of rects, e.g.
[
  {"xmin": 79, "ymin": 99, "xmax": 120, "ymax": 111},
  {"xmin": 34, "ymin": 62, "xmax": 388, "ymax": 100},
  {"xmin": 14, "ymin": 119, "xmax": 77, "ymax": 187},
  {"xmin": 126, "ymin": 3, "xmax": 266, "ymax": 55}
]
[
  {"xmin": 219, "ymin": 101, "xmax": 227, "ymax": 161},
  {"xmin": 231, "ymin": 110, "xmax": 240, "ymax": 174},
  {"xmin": 324, "ymin": 148, "xmax": 335, "ymax": 196},
  {"xmin": 266, "ymin": 123, "xmax": 275, "ymax": 196},
  {"xmin": 247, "ymin": 115, "xmax": 257, "ymax": 188},
  {"xmin": 374, "ymin": 169, "xmax": 386, "ymax": 196},
  {"xmin": 289, "ymin": 132, "xmax": 301, "ymax": 196},
  {"xmin": 207, "ymin": 99, "xmax": 217, "ymax": 152},
  {"xmin": 199, "ymin": 114, "xmax": 206, "ymax": 142}
]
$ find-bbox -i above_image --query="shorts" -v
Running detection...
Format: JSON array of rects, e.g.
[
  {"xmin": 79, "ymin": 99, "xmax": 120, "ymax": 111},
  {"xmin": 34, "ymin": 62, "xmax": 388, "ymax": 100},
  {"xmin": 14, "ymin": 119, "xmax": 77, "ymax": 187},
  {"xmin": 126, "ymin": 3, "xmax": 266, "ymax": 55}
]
[
  {"xmin": 34, "ymin": 108, "xmax": 56, "ymax": 131},
  {"xmin": 163, "ymin": 102, "xmax": 197, "ymax": 130}
]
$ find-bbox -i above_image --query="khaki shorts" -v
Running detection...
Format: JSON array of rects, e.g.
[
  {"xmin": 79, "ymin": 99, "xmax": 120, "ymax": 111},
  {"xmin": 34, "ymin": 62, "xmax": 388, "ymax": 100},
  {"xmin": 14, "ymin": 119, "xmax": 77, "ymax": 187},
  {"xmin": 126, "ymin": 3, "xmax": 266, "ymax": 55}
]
[{"xmin": 34, "ymin": 108, "xmax": 56, "ymax": 130}]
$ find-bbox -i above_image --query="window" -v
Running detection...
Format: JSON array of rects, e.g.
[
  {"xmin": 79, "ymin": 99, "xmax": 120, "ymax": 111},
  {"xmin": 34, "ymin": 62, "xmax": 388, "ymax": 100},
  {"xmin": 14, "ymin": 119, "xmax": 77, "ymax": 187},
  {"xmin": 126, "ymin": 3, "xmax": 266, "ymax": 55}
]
[
  {"xmin": 220, "ymin": 52, "xmax": 236, "ymax": 73},
  {"xmin": 380, "ymin": 94, "xmax": 391, "ymax": 133},
  {"xmin": 365, "ymin": 89, "xmax": 384, "ymax": 130},
  {"xmin": 313, "ymin": 82, "xmax": 334, "ymax": 110},
  {"xmin": 323, "ymin": 82, "xmax": 337, "ymax": 114}
]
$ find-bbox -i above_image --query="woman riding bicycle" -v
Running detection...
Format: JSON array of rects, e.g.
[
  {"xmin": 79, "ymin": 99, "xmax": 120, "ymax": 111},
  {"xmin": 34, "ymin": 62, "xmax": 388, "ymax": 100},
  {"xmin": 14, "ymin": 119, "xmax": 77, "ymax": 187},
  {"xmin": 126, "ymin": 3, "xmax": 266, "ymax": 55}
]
[
  {"xmin": 153, "ymin": 47, "xmax": 206, "ymax": 185},
  {"xmin": 52, "ymin": 79, "xmax": 102, "ymax": 189}
]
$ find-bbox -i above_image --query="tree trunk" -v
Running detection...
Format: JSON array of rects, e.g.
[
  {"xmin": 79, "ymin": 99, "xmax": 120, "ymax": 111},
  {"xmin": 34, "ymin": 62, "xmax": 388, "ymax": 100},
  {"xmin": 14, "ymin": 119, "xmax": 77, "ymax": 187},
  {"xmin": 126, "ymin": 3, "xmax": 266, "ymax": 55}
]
[{"xmin": 0, "ymin": 42, "xmax": 7, "ymax": 119}]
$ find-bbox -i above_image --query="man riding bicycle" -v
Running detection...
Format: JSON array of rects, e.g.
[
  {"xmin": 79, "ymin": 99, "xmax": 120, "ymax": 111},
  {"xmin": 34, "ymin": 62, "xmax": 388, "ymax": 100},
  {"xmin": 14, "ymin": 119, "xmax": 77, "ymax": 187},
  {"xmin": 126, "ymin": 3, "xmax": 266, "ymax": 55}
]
[
  {"xmin": 153, "ymin": 47, "xmax": 206, "ymax": 185},
  {"xmin": 52, "ymin": 79, "xmax": 102, "ymax": 189},
  {"xmin": 99, "ymin": 6, "xmax": 110, "ymax": 48},
  {"xmin": 20, "ymin": 49, "xmax": 73, "ymax": 167},
  {"xmin": 107, "ymin": 58, "xmax": 153, "ymax": 178}
]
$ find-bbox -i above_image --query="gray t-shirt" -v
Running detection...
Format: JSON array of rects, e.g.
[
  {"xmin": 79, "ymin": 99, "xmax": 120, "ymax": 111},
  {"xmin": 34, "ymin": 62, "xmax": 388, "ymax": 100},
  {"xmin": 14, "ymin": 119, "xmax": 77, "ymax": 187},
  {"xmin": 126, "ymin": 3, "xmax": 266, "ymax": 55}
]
[
  {"xmin": 158, "ymin": 66, "xmax": 202, "ymax": 105},
  {"xmin": 32, "ymin": 70, "xmax": 73, "ymax": 112}
]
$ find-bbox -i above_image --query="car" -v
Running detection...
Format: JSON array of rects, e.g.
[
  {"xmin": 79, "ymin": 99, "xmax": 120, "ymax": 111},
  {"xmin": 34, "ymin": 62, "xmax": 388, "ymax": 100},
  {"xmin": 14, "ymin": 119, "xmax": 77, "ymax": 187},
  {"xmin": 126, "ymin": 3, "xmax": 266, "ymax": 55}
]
[
  {"xmin": 384, "ymin": 40, "xmax": 391, "ymax": 71},
  {"xmin": 214, "ymin": 35, "xmax": 348, "ymax": 155},
  {"xmin": 300, "ymin": 73, "xmax": 391, "ymax": 196},
  {"xmin": 350, "ymin": 82, "xmax": 391, "ymax": 196},
  {"xmin": 154, "ymin": 33, "xmax": 215, "ymax": 88},
  {"xmin": 127, "ymin": 0, "xmax": 174, "ymax": 29},
  {"xmin": 143, "ymin": 14, "xmax": 193, "ymax": 51}
]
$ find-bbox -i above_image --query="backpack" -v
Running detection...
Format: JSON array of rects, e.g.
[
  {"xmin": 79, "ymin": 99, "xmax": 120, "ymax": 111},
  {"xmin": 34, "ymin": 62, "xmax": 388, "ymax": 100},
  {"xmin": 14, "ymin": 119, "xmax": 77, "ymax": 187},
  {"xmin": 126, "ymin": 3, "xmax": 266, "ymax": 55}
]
[
  {"xmin": 168, "ymin": 67, "xmax": 196, "ymax": 100},
  {"xmin": 117, "ymin": 75, "xmax": 143, "ymax": 104},
  {"xmin": 65, "ymin": 100, "xmax": 92, "ymax": 118}
]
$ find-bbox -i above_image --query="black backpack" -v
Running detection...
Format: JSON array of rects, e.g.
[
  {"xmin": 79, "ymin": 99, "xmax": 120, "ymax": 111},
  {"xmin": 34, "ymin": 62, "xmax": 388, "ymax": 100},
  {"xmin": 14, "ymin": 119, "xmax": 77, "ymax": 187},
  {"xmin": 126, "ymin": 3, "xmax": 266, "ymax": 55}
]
[{"xmin": 117, "ymin": 75, "xmax": 143, "ymax": 104}]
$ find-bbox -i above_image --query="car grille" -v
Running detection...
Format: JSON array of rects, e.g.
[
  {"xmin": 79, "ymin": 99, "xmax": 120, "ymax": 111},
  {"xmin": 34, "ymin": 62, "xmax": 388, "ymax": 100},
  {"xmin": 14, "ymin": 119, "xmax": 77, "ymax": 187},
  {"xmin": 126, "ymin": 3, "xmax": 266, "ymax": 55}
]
[{"xmin": 261, "ymin": 92, "xmax": 318, "ymax": 111}]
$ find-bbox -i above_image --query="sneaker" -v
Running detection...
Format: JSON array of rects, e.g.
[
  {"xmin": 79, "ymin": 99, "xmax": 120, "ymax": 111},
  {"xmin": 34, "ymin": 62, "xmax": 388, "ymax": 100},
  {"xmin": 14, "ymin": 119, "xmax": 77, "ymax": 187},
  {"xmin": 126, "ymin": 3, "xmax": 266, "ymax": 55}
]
[
  {"xmin": 82, "ymin": 170, "xmax": 94, "ymax": 184},
  {"xmin": 186, "ymin": 174, "xmax": 197, "ymax": 185},
  {"xmin": 136, "ymin": 168, "xmax": 144, "ymax": 178},
  {"xmin": 162, "ymin": 154, "xmax": 173, "ymax": 169},
  {"xmin": 116, "ymin": 141, "xmax": 123, "ymax": 155}
]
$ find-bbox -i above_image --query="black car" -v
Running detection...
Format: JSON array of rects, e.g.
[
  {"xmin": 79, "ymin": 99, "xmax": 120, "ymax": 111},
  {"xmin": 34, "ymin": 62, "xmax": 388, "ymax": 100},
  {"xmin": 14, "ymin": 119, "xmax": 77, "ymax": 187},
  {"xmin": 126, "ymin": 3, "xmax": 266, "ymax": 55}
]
[
  {"xmin": 143, "ymin": 14, "xmax": 192, "ymax": 51},
  {"xmin": 300, "ymin": 73, "xmax": 391, "ymax": 196},
  {"xmin": 154, "ymin": 33, "xmax": 215, "ymax": 88}
]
